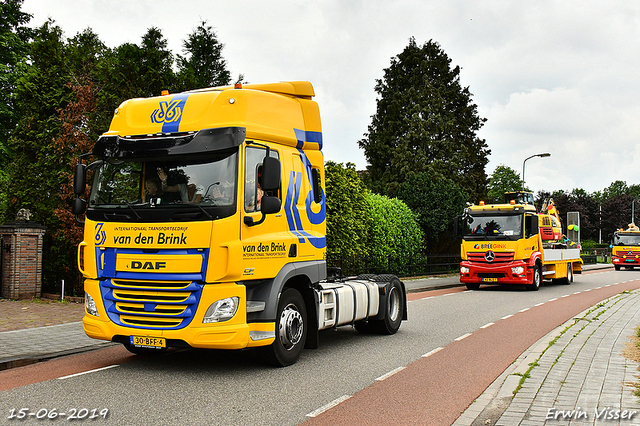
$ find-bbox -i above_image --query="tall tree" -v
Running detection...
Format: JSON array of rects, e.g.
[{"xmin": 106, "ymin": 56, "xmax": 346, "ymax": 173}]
[
  {"xmin": 359, "ymin": 37, "xmax": 490, "ymax": 202},
  {"xmin": 139, "ymin": 27, "xmax": 175, "ymax": 96},
  {"xmin": 487, "ymin": 164, "xmax": 524, "ymax": 203},
  {"xmin": 0, "ymin": 0, "xmax": 33, "ymax": 165},
  {"xmin": 176, "ymin": 20, "xmax": 234, "ymax": 91}
]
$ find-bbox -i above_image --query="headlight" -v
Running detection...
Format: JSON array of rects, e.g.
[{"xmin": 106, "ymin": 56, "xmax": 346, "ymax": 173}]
[
  {"xmin": 203, "ymin": 297, "xmax": 239, "ymax": 323},
  {"xmin": 85, "ymin": 293, "xmax": 99, "ymax": 317},
  {"xmin": 511, "ymin": 266, "xmax": 525, "ymax": 275},
  {"xmin": 460, "ymin": 266, "xmax": 469, "ymax": 274}
]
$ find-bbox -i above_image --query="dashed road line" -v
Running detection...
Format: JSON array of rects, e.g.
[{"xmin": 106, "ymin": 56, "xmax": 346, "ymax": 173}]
[
  {"xmin": 422, "ymin": 347, "xmax": 443, "ymax": 358},
  {"xmin": 58, "ymin": 365, "xmax": 119, "ymax": 380},
  {"xmin": 376, "ymin": 366, "xmax": 406, "ymax": 381},
  {"xmin": 306, "ymin": 395, "xmax": 351, "ymax": 418},
  {"xmin": 455, "ymin": 333, "xmax": 472, "ymax": 341}
]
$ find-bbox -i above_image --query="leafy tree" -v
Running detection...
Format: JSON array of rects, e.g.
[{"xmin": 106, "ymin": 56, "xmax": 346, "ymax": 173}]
[
  {"xmin": 139, "ymin": 27, "xmax": 175, "ymax": 96},
  {"xmin": 601, "ymin": 180, "xmax": 629, "ymax": 200},
  {"xmin": 358, "ymin": 37, "xmax": 490, "ymax": 202},
  {"xmin": 487, "ymin": 164, "xmax": 523, "ymax": 203},
  {"xmin": 396, "ymin": 172, "xmax": 467, "ymax": 249},
  {"xmin": 1, "ymin": 20, "xmax": 76, "ymax": 291},
  {"xmin": 176, "ymin": 20, "xmax": 235, "ymax": 91},
  {"xmin": 0, "ymin": 0, "xmax": 33, "ymax": 164},
  {"xmin": 324, "ymin": 161, "xmax": 369, "ymax": 259}
]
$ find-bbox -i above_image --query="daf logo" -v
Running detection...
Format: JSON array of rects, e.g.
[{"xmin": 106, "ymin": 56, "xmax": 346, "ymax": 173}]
[
  {"xmin": 130, "ymin": 261, "xmax": 166, "ymax": 270},
  {"xmin": 485, "ymin": 250, "xmax": 496, "ymax": 262},
  {"xmin": 629, "ymin": 251, "xmax": 633, "ymax": 255}
]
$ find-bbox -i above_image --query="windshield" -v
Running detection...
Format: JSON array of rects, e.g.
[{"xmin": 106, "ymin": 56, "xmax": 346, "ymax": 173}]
[
  {"xmin": 614, "ymin": 233, "xmax": 640, "ymax": 246},
  {"xmin": 89, "ymin": 151, "xmax": 237, "ymax": 210},
  {"xmin": 463, "ymin": 214, "xmax": 523, "ymax": 239}
]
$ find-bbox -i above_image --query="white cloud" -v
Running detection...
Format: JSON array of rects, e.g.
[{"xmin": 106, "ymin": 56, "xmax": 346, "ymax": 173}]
[{"xmin": 20, "ymin": 0, "xmax": 640, "ymax": 193}]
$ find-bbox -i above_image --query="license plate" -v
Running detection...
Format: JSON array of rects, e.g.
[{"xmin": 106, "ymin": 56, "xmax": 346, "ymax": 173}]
[
  {"xmin": 130, "ymin": 335, "xmax": 166, "ymax": 349},
  {"xmin": 482, "ymin": 278, "xmax": 498, "ymax": 282},
  {"xmin": 626, "ymin": 259, "xmax": 636, "ymax": 262}
]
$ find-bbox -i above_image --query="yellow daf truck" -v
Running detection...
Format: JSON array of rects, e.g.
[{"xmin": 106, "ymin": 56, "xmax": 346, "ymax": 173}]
[
  {"xmin": 72, "ymin": 81, "xmax": 406, "ymax": 366},
  {"xmin": 611, "ymin": 224, "xmax": 640, "ymax": 270},
  {"xmin": 458, "ymin": 194, "xmax": 582, "ymax": 291}
]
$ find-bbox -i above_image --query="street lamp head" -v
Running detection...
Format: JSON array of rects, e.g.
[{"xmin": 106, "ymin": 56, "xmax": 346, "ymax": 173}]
[{"xmin": 539, "ymin": 153, "xmax": 551, "ymax": 158}]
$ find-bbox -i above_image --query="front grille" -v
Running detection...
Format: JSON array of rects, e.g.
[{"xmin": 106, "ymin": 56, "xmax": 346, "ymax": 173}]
[
  {"xmin": 467, "ymin": 252, "xmax": 514, "ymax": 263},
  {"xmin": 101, "ymin": 279, "xmax": 202, "ymax": 330}
]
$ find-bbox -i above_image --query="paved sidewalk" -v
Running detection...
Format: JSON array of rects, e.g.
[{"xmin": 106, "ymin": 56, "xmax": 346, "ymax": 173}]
[{"xmin": 454, "ymin": 289, "xmax": 640, "ymax": 426}]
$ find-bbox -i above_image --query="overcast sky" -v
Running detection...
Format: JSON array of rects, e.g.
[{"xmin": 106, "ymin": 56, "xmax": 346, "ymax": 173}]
[{"xmin": 21, "ymin": 0, "xmax": 640, "ymax": 194}]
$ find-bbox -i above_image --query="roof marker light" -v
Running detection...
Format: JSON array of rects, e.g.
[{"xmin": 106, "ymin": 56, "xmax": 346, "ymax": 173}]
[
  {"xmin": 161, "ymin": 90, "xmax": 169, "ymax": 96},
  {"xmin": 234, "ymin": 83, "xmax": 242, "ymax": 89}
]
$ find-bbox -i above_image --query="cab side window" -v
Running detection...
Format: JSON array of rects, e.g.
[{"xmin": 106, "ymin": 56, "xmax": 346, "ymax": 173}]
[{"xmin": 245, "ymin": 146, "xmax": 279, "ymax": 212}]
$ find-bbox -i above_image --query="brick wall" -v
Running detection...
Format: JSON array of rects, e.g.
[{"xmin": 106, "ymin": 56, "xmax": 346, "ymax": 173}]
[{"xmin": 0, "ymin": 223, "xmax": 46, "ymax": 300}]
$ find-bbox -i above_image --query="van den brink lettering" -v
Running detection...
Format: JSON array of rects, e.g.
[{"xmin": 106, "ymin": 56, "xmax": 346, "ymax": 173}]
[{"xmin": 112, "ymin": 232, "xmax": 187, "ymax": 245}]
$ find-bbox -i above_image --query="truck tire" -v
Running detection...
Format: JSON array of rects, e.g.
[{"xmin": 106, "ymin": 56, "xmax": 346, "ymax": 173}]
[
  {"xmin": 258, "ymin": 288, "xmax": 307, "ymax": 367},
  {"xmin": 614, "ymin": 265, "xmax": 621, "ymax": 271},
  {"xmin": 526, "ymin": 265, "xmax": 541, "ymax": 291},
  {"xmin": 562, "ymin": 264, "xmax": 573, "ymax": 285},
  {"xmin": 370, "ymin": 276, "xmax": 404, "ymax": 334},
  {"xmin": 466, "ymin": 284, "xmax": 480, "ymax": 290}
]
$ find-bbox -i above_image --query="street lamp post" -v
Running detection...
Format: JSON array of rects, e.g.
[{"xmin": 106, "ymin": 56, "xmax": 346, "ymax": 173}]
[{"xmin": 522, "ymin": 152, "xmax": 551, "ymax": 189}]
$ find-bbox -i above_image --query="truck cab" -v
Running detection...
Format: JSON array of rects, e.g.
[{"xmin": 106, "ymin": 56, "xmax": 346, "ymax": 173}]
[{"xmin": 611, "ymin": 224, "xmax": 640, "ymax": 270}]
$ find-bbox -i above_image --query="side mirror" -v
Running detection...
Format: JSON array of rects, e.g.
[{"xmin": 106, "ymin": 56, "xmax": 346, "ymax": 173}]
[
  {"xmin": 261, "ymin": 156, "xmax": 281, "ymax": 191},
  {"xmin": 72, "ymin": 197, "xmax": 86, "ymax": 215},
  {"xmin": 74, "ymin": 163, "xmax": 86, "ymax": 195},
  {"xmin": 261, "ymin": 196, "xmax": 281, "ymax": 214}
]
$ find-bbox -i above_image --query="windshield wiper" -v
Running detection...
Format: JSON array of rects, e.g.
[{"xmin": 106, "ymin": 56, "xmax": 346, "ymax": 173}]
[{"xmin": 125, "ymin": 202, "xmax": 142, "ymax": 220}]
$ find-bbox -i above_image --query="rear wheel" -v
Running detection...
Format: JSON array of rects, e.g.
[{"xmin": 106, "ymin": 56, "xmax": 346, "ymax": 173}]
[
  {"xmin": 562, "ymin": 264, "xmax": 573, "ymax": 285},
  {"xmin": 370, "ymin": 276, "xmax": 404, "ymax": 334},
  {"xmin": 258, "ymin": 288, "xmax": 307, "ymax": 367},
  {"xmin": 527, "ymin": 264, "xmax": 541, "ymax": 291}
]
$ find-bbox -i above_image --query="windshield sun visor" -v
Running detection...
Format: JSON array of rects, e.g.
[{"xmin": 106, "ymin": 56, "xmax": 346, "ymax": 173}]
[{"xmin": 93, "ymin": 127, "xmax": 246, "ymax": 160}]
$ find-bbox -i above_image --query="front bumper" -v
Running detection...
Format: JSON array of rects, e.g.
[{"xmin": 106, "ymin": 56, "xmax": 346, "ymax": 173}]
[
  {"xmin": 82, "ymin": 279, "xmax": 275, "ymax": 350},
  {"xmin": 459, "ymin": 260, "xmax": 531, "ymax": 285}
]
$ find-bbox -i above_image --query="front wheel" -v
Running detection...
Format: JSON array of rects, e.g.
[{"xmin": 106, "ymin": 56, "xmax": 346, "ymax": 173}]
[
  {"xmin": 614, "ymin": 265, "xmax": 621, "ymax": 271},
  {"xmin": 466, "ymin": 283, "xmax": 480, "ymax": 290},
  {"xmin": 527, "ymin": 264, "xmax": 541, "ymax": 291},
  {"xmin": 258, "ymin": 288, "xmax": 307, "ymax": 367}
]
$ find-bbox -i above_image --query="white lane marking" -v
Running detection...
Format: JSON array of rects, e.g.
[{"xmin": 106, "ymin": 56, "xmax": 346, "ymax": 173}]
[
  {"xmin": 518, "ymin": 308, "xmax": 529, "ymax": 313},
  {"xmin": 480, "ymin": 322, "xmax": 494, "ymax": 329},
  {"xmin": 58, "ymin": 365, "xmax": 119, "ymax": 380},
  {"xmin": 548, "ymin": 298, "xmax": 558, "ymax": 302},
  {"xmin": 534, "ymin": 302, "xmax": 544, "ymax": 307},
  {"xmin": 375, "ymin": 366, "xmax": 406, "ymax": 381},
  {"xmin": 561, "ymin": 294, "xmax": 570, "ymax": 298},
  {"xmin": 455, "ymin": 333, "xmax": 472, "ymax": 341},
  {"xmin": 306, "ymin": 395, "xmax": 351, "ymax": 418},
  {"xmin": 422, "ymin": 347, "xmax": 443, "ymax": 358},
  {"xmin": 501, "ymin": 314, "xmax": 513, "ymax": 320}
]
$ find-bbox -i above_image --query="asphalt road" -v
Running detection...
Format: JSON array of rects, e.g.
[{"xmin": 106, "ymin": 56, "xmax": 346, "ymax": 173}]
[{"xmin": 0, "ymin": 268, "xmax": 636, "ymax": 426}]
